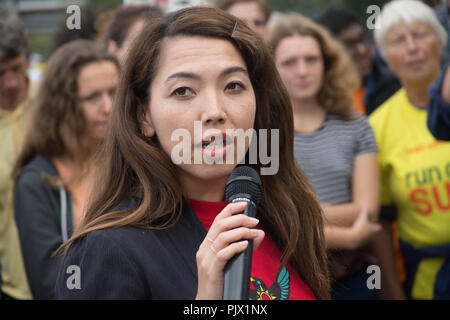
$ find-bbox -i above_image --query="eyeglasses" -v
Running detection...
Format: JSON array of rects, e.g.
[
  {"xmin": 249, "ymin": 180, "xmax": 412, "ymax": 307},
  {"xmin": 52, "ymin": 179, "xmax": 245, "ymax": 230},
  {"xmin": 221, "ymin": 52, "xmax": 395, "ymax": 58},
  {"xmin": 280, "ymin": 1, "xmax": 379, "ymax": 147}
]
[{"xmin": 341, "ymin": 35, "xmax": 372, "ymax": 54}]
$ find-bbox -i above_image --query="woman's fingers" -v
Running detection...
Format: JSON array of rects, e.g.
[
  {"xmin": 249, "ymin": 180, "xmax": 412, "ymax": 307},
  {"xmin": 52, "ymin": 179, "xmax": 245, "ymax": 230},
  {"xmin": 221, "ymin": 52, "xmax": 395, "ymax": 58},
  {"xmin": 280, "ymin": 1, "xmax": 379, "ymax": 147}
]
[
  {"xmin": 212, "ymin": 240, "xmax": 250, "ymax": 264},
  {"xmin": 206, "ymin": 201, "xmax": 259, "ymax": 240},
  {"xmin": 216, "ymin": 201, "xmax": 248, "ymax": 219},
  {"xmin": 207, "ymin": 214, "xmax": 259, "ymax": 240},
  {"xmin": 253, "ymin": 229, "xmax": 265, "ymax": 250},
  {"xmin": 205, "ymin": 228, "xmax": 264, "ymax": 273},
  {"xmin": 212, "ymin": 227, "xmax": 264, "ymax": 252},
  {"xmin": 195, "ymin": 201, "xmax": 265, "ymax": 300},
  {"xmin": 350, "ymin": 205, "xmax": 382, "ymax": 249}
]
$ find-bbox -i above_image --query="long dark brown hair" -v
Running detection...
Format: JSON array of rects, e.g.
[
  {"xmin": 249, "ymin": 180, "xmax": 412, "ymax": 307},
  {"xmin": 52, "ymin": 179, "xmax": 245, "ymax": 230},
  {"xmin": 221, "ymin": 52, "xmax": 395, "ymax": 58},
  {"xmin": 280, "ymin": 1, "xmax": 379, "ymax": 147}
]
[
  {"xmin": 60, "ymin": 7, "xmax": 330, "ymax": 299},
  {"xmin": 12, "ymin": 40, "xmax": 119, "ymax": 184}
]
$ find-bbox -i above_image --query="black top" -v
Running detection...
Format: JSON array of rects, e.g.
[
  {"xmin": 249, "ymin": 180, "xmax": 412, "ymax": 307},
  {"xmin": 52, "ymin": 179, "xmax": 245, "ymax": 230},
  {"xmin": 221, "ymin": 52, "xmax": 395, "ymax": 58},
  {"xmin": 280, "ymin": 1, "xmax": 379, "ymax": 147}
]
[
  {"xmin": 428, "ymin": 65, "xmax": 450, "ymax": 141},
  {"xmin": 364, "ymin": 62, "xmax": 401, "ymax": 116},
  {"xmin": 55, "ymin": 199, "xmax": 207, "ymax": 300},
  {"xmin": 14, "ymin": 154, "xmax": 74, "ymax": 299}
]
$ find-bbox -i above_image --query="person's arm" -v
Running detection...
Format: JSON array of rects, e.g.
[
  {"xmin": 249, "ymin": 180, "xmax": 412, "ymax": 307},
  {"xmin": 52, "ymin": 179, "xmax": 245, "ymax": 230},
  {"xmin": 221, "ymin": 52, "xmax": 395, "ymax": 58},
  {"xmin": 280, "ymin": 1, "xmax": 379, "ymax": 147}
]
[
  {"xmin": 323, "ymin": 153, "xmax": 380, "ymax": 227},
  {"xmin": 325, "ymin": 206, "xmax": 381, "ymax": 250},
  {"xmin": 427, "ymin": 65, "xmax": 450, "ymax": 141},
  {"xmin": 14, "ymin": 170, "xmax": 64, "ymax": 299},
  {"xmin": 372, "ymin": 220, "xmax": 407, "ymax": 300}
]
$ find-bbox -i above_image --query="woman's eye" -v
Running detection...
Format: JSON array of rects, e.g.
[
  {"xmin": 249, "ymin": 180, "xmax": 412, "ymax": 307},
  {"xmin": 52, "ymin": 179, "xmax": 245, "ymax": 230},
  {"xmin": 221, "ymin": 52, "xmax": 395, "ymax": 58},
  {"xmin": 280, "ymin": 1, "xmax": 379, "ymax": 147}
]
[
  {"xmin": 282, "ymin": 59, "xmax": 296, "ymax": 67},
  {"xmin": 226, "ymin": 82, "xmax": 245, "ymax": 92},
  {"xmin": 413, "ymin": 31, "xmax": 429, "ymax": 39},
  {"xmin": 172, "ymin": 87, "xmax": 192, "ymax": 97},
  {"xmin": 390, "ymin": 36, "xmax": 405, "ymax": 46}
]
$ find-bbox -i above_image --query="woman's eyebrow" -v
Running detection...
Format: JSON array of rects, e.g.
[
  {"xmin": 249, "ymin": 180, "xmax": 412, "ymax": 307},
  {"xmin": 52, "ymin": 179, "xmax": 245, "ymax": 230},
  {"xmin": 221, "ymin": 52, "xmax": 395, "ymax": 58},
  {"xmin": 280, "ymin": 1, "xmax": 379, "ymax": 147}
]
[
  {"xmin": 220, "ymin": 66, "xmax": 248, "ymax": 78},
  {"xmin": 165, "ymin": 72, "xmax": 200, "ymax": 83},
  {"xmin": 165, "ymin": 66, "xmax": 248, "ymax": 83}
]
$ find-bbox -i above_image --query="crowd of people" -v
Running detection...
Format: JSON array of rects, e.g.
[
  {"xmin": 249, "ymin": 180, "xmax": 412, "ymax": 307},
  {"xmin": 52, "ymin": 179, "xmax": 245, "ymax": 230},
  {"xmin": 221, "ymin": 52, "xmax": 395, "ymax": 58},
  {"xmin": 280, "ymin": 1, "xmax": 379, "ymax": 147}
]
[{"xmin": 0, "ymin": 0, "xmax": 449, "ymax": 300}]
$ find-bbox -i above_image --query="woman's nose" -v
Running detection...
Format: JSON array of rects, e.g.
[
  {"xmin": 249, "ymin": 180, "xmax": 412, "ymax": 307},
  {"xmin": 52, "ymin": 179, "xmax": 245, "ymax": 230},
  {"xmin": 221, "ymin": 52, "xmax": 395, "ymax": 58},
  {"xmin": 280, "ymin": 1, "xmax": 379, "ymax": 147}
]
[{"xmin": 201, "ymin": 92, "xmax": 227, "ymax": 125}]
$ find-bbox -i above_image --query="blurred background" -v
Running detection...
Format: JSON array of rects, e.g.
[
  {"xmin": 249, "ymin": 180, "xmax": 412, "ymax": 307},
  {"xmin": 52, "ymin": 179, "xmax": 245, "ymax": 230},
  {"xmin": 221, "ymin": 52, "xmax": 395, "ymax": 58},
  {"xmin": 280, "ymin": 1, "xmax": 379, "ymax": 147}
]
[
  {"xmin": 0, "ymin": 0, "xmax": 397, "ymax": 58},
  {"xmin": 0, "ymin": 0, "xmax": 444, "ymax": 66}
]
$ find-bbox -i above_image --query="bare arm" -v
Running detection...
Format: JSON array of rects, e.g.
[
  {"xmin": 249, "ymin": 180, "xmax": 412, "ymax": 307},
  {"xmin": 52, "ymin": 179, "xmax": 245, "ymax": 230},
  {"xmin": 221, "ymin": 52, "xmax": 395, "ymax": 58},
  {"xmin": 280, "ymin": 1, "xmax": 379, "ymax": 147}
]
[
  {"xmin": 323, "ymin": 153, "xmax": 380, "ymax": 227},
  {"xmin": 325, "ymin": 206, "xmax": 381, "ymax": 250},
  {"xmin": 372, "ymin": 221, "xmax": 406, "ymax": 300}
]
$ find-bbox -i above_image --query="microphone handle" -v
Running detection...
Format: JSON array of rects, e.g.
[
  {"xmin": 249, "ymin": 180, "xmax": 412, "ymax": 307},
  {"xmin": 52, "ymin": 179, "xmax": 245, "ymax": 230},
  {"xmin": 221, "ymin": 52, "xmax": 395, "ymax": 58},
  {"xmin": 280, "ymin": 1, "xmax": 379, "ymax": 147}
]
[{"xmin": 223, "ymin": 199, "xmax": 255, "ymax": 300}]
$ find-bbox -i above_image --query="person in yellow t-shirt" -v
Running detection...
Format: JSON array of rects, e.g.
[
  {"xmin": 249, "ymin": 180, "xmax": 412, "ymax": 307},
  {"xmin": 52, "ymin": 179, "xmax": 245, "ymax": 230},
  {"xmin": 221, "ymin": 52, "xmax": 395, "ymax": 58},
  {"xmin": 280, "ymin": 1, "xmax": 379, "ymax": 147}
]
[
  {"xmin": 370, "ymin": 0, "xmax": 450, "ymax": 300},
  {"xmin": 0, "ymin": 4, "xmax": 33, "ymax": 300}
]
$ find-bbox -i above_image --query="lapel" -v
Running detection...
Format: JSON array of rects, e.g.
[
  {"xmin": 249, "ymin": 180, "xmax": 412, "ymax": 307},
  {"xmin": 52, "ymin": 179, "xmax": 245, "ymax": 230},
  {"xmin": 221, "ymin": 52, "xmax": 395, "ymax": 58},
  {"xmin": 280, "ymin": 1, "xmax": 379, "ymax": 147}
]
[{"xmin": 163, "ymin": 198, "xmax": 207, "ymax": 283}]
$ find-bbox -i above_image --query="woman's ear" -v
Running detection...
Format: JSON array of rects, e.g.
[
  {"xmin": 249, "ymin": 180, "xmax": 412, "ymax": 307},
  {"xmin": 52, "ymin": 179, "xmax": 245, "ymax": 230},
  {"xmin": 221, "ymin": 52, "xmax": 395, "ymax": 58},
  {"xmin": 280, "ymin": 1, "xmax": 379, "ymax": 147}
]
[{"xmin": 140, "ymin": 106, "xmax": 155, "ymax": 138}]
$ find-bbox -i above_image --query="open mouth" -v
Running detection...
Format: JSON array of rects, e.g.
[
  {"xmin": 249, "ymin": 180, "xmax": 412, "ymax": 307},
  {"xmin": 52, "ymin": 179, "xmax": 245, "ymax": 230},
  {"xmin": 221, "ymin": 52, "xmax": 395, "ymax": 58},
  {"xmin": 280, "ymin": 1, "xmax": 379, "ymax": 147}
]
[{"xmin": 199, "ymin": 133, "xmax": 233, "ymax": 158}]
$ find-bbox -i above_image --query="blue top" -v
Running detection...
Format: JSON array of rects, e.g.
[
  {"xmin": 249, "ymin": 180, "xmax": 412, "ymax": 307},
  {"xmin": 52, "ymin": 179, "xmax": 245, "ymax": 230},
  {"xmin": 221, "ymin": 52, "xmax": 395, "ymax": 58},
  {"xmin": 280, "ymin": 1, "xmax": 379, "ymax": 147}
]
[{"xmin": 427, "ymin": 65, "xmax": 450, "ymax": 141}]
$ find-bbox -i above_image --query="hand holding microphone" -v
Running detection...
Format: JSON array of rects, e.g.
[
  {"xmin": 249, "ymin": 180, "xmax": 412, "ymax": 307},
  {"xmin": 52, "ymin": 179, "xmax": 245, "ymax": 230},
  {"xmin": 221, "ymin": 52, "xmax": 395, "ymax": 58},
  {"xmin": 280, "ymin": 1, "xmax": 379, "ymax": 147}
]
[{"xmin": 195, "ymin": 166, "xmax": 265, "ymax": 300}]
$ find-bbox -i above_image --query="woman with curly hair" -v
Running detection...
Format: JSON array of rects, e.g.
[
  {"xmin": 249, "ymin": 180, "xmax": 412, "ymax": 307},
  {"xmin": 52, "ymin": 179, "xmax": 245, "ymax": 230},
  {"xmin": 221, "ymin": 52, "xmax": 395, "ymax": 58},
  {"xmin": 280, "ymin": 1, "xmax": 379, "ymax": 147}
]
[{"xmin": 266, "ymin": 14, "xmax": 382, "ymax": 299}]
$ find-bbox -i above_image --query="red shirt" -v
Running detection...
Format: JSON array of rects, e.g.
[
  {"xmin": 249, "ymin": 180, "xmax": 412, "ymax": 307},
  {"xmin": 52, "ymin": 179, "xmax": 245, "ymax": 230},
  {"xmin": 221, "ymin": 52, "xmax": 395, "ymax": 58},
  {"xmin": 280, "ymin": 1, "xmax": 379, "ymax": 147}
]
[{"xmin": 189, "ymin": 199, "xmax": 317, "ymax": 300}]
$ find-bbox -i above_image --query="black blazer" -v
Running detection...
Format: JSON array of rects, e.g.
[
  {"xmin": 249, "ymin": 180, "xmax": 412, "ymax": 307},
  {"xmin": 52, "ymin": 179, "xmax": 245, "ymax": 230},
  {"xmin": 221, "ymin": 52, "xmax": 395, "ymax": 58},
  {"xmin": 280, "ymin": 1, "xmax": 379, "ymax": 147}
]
[{"xmin": 55, "ymin": 199, "xmax": 207, "ymax": 299}]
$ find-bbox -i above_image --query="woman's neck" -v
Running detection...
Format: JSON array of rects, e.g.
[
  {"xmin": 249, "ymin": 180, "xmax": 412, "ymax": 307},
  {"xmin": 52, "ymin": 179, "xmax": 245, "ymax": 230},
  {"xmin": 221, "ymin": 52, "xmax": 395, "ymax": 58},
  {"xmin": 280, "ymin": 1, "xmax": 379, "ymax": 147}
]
[
  {"xmin": 54, "ymin": 154, "xmax": 96, "ymax": 185},
  {"xmin": 179, "ymin": 170, "xmax": 228, "ymax": 202},
  {"xmin": 404, "ymin": 84, "xmax": 430, "ymax": 108},
  {"xmin": 292, "ymin": 98, "xmax": 327, "ymax": 133},
  {"xmin": 403, "ymin": 72, "xmax": 439, "ymax": 108}
]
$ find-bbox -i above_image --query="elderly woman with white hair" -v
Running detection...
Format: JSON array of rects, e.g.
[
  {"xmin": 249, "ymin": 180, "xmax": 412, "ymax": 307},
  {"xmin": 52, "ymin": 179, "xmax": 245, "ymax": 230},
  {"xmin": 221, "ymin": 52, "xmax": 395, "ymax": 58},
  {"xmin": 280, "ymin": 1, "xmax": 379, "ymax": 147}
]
[{"xmin": 369, "ymin": 0, "xmax": 450, "ymax": 300}]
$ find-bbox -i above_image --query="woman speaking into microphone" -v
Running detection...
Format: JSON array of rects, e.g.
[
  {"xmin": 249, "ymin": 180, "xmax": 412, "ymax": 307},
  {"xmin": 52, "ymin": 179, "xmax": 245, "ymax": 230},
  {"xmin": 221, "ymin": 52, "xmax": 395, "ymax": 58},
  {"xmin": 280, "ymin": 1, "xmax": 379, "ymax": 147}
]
[{"xmin": 55, "ymin": 7, "xmax": 330, "ymax": 300}]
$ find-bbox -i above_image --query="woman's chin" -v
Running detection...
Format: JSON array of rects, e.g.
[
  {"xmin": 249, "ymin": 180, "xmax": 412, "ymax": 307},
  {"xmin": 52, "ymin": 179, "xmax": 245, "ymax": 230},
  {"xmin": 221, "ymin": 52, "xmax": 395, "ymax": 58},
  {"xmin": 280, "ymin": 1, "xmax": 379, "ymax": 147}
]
[{"xmin": 179, "ymin": 162, "xmax": 238, "ymax": 181}]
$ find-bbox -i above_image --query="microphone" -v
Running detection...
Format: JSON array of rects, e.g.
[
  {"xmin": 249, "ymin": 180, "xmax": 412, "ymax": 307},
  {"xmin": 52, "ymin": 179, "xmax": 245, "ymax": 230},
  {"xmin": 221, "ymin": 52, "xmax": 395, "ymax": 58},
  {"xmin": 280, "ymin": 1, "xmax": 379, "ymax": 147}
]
[{"xmin": 223, "ymin": 166, "xmax": 262, "ymax": 300}]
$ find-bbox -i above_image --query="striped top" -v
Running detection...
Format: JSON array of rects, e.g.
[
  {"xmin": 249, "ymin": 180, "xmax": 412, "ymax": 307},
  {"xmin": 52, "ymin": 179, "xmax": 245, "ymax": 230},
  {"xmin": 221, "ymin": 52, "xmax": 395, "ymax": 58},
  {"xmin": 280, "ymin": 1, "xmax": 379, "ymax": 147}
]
[{"xmin": 294, "ymin": 114, "xmax": 377, "ymax": 205}]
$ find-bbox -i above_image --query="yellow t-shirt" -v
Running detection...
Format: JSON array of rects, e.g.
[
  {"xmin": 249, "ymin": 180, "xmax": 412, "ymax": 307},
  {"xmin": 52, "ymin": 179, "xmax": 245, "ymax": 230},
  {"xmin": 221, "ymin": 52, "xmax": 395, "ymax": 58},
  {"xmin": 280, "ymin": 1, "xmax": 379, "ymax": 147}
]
[
  {"xmin": 0, "ymin": 83, "xmax": 34, "ymax": 299},
  {"xmin": 369, "ymin": 89, "xmax": 450, "ymax": 300}
]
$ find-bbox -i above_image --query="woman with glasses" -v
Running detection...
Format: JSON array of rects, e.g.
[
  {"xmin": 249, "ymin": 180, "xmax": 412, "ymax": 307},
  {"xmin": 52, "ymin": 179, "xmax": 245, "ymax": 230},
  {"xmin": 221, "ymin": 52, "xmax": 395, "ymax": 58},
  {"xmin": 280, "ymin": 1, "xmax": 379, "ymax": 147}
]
[
  {"xmin": 12, "ymin": 40, "xmax": 119, "ymax": 299},
  {"xmin": 369, "ymin": 0, "xmax": 450, "ymax": 300}
]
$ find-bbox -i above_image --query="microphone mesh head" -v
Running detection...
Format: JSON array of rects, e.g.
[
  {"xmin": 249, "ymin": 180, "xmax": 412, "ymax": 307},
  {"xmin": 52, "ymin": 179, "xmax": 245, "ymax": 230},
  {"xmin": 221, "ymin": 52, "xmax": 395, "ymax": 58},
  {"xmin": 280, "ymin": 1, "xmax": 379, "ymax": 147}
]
[{"xmin": 225, "ymin": 166, "xmax": 262, "ymax": 205}]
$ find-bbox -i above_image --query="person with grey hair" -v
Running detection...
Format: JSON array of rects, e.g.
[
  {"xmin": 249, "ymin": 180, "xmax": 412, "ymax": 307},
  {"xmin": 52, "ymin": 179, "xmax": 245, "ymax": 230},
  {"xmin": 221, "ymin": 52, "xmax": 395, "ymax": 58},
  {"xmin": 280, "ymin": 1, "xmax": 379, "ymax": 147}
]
[
  {"xmin": 369, "ymin": 0, "xmax": 450, "ymax": 300},
  {"xmin": 0, "ymin": 3, "xmax": 33, "ymax": 300}
]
